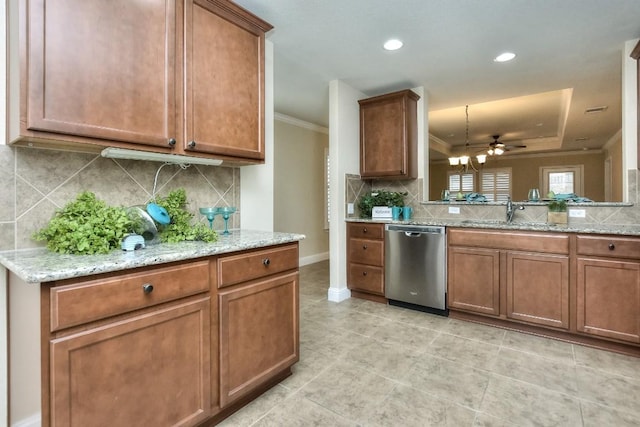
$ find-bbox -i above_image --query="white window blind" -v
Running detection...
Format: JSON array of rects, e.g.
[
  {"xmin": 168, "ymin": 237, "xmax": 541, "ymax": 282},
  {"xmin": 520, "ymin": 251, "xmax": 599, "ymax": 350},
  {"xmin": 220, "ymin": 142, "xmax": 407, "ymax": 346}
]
[
  {"xmin": 448, "ymin": 172, "xmax": 475, "ymax": 193},
  {"xmin": 480, "ymin": 168, "xmax": 512, "ymax": 201}
]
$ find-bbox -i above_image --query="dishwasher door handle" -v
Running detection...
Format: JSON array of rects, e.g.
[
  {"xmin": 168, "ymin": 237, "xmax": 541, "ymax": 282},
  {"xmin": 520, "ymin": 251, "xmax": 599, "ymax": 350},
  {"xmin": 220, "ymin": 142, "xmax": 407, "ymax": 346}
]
[{"xmin": 404, "ymin": 232, "xmax": 423, "ymax": 237}]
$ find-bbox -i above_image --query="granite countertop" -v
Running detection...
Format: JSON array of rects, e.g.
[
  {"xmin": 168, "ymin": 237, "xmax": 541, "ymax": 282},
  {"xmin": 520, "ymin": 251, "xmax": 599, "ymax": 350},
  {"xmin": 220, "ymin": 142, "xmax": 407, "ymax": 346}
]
[
  {"xmin": 346, "ymin": 218, "xmax": 640, "ymax": 236},
  {"xmin": 0, "ymin": 229, "xmax": 306, "ymax": 284}
]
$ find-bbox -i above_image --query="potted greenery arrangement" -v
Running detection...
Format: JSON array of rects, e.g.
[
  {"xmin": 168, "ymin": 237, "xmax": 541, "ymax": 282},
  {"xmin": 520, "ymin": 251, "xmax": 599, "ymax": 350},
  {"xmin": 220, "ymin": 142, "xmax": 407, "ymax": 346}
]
[
  {"xmin": 357, "ymin": 190, "xmax": 407, "ymax": 218},
  {"xmin": 547, "ymin": 200, "xmax": 568, "ymax": 225}
]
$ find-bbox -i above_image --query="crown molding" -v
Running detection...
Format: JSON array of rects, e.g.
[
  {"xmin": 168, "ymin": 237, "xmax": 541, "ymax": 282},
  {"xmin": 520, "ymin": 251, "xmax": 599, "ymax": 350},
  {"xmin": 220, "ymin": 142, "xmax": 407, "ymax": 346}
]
[{"xmin": 274, "ymin": 113, "xmax": 329, "ymax": 134}]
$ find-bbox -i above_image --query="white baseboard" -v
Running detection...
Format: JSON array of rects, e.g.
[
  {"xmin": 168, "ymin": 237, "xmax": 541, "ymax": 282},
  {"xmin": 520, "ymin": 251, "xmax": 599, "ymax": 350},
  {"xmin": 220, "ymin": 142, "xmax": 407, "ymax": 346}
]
[
  {"xmin": 299, "ymin": 252, "xmax": 329, "ymax": 267},
  {"xmin": 12, "ymin": 413, "xmax": 41, "ymax": 427},
  {"xmin": 327, "ymin": 286, "xmax": 350, "ymax": 302}
]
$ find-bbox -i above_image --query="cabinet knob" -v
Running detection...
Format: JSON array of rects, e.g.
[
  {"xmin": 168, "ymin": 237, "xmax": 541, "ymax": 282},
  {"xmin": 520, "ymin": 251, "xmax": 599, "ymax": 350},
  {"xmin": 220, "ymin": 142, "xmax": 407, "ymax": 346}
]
[
  {"xmin": 362, "ymin": 271, "xmax": 367, "ymax": 276},
  {"xmin": 263, "ymin": 258, "xmax": 271, "ymax": 266},
  {"xmin": 188, "ymin": 140, "xmax": 196, "ymax": 149},
  {"xmin": 142, "ymin": 284, "xmax": 154, "ymax": 294},
  {"xmin": 608, "ymin": 243, "xmax": 615, "ymax": 250},
  {"xmin": 362, "ymin": 245, "xmax": 367, "ymax": 250},
  {"xmin": 363, "ymin": 228, "xmax": 368, "ymax": 233},
  {"xmin": 167, "ymin": 138, "xmax": 176, "ymax": 147}
]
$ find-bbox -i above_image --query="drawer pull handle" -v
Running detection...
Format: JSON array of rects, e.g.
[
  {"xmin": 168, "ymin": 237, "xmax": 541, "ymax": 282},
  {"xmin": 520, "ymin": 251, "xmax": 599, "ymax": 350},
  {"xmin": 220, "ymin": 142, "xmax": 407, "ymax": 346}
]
[
  {"xmin": 263, "ymin": 258, "xmax": 271, "ymax": 266},
  {"xmin": 608, "ymin": 243, "xmax": 615, "ymax": 250},
  {"xmin": 142, "ymin": 284, "xmax": 154, "ymax": 294},
  {"xmin": 362, "ymin": 245, "xmax": 367, "ymax": 250}
]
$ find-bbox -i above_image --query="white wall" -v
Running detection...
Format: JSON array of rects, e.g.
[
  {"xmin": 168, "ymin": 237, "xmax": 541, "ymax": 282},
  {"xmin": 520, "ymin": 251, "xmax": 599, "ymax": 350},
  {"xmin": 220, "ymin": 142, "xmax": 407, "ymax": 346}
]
[
  {"xmin": 274, "ymin": 115, "xmax": 329, "ymax": 265},
  {"xmin": 1, "ymin": 0, "xmax": 9, "ymax": 424},
  {"xmin": 241, "ymin": 40, "xmax": 275, "ymax": 231},
  {"xmin": 327, "ymin": 80, "xmax": 365, "ymax": 302},
  {"xmin": 623, "ymin": 38, "xmax": 639, "ymax": 200}
]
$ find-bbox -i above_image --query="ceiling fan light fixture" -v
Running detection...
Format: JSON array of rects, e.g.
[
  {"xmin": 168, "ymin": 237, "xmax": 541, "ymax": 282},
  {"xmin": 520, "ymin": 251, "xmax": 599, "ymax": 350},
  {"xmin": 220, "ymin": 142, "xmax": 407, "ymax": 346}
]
[
  {"xmin": 494, "ymin": 147, "xmax": 504, "ymax": 155},
  {"xmin": 383, "ymin": 39, "xmax": 403, "ymax": 51},
  {"xmin": 494, "ymin": 52, "xmax": 516, "ymax": 62}
]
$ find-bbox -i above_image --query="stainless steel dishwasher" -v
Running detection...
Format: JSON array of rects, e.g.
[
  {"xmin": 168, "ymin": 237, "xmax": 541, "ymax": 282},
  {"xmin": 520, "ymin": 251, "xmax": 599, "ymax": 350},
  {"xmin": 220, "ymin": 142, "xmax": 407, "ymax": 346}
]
[{"xmin": 385, "ymin": 224, "xmax": 447, "ymax": 315}]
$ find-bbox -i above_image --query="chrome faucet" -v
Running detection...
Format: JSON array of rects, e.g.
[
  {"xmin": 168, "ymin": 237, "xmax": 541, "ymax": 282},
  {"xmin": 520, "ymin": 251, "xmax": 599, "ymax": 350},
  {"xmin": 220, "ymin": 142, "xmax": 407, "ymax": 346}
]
[{"xmin": 506, "ymin": 196, "xmax": 525, "ymax": 223}]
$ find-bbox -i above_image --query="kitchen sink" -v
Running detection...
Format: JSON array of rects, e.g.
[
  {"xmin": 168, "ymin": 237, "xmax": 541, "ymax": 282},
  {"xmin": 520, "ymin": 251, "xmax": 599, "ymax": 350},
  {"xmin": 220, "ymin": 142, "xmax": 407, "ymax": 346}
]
[{"xmin": 460, "ymin": 219, "xmax": 506, "ymax": 225}]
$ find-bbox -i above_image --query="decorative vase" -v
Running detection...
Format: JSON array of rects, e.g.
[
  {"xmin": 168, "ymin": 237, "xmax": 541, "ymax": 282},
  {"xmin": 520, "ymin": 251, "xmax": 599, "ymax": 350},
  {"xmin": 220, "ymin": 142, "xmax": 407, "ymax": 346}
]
[{"xmin": 547, "ymin": 211, "xmax": 567, "ymax": 225}]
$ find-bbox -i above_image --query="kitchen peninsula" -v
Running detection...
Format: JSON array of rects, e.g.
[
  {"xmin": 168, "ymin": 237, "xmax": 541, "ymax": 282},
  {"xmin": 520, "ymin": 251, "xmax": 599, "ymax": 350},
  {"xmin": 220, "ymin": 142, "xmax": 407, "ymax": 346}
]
[
  {"xmin": 346, "ymin": 205, "xmax": 640, "ymax": 358},
  {"xmin": 0, "ymin": 230, "xmax": 304, "ymax": 426}
]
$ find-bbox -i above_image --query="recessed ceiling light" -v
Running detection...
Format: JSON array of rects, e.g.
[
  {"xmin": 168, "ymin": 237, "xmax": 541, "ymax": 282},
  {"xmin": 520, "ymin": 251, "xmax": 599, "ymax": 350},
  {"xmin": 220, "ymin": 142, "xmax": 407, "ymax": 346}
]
[
  {"xmin": 494, "ymin": 52, "xmax": 516, "ymax": 62},
  {"xmin": 383, "ymin": 39, "xmax": 403, "ymax": 51}
]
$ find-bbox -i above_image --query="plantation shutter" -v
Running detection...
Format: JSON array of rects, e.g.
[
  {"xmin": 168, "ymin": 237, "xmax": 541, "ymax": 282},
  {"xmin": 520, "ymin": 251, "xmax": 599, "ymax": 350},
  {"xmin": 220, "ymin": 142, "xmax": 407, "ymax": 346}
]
[
  {"xmin": 448, "ymin": 172, "xmax": 475, "ymax": 193},
  {"xmin": 481, "ymin": 168, "xmax": 512, "ymax": 201}
]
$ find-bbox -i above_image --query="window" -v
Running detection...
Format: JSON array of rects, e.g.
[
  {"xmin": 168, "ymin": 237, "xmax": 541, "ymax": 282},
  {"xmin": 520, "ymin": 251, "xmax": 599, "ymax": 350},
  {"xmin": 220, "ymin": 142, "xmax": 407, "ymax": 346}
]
[
  {"xmin": 540, "ymin": 165, "xmax": 584, "ymax": 196},
  {"xmin": 448, "ymin": 171, "xmax": 475, "ymax": 194},
  {"xmin": 480, "ymin": 167, "xmax": 512, "ymax": 201}
]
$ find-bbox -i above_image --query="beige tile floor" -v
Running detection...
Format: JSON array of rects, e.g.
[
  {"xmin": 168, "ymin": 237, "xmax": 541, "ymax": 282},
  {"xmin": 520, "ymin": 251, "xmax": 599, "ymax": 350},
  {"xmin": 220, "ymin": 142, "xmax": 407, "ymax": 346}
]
[{"xmin": 220, "ymin": 261, "xmax": 640, "ymax": 426}]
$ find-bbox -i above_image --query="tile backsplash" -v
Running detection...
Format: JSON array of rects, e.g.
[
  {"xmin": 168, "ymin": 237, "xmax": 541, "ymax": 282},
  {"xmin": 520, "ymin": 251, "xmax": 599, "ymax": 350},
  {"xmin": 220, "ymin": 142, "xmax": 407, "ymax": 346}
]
[
  {"xmin": 346, "ymin": 170, "xmax": 640, "ymax": 226},
  {"xmin": 0, "ymin": 145, "xmax": 240, "ymax": 251}
]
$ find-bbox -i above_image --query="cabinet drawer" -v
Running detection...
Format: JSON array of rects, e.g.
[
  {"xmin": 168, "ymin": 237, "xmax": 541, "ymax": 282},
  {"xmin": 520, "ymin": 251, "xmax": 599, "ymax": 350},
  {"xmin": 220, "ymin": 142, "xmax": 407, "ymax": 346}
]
[
  {"xmin": 348, "ymin": 238, "xmax": 384, "ymax": 266},
  {"xmin": 577, "ymin": 235, "xmax": 640, "ymax": 260},
  {"xmin": 348, "ymin": 222, "xmax": 384, "ymax": 239},
  {"xmin": 50, "ymin": 260, "xmax": 210, "ymax": 331},
  {"xmin": 217, "ymin": 244, "xmax": 299, "ymax": 288},
  {"xmin": 348, "ymin": 263, "xmax": 384, "ymax": 295},
  {"xmin": 448, "ymin": 228, "xmax": 569, "ymax": 254}
]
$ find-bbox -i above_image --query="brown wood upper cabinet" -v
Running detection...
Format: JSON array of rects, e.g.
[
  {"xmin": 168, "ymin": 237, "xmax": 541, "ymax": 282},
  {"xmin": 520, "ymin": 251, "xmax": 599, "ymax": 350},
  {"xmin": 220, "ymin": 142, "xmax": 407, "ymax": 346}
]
[
  {"xmin": 11, "ymin": 0, "xmax": 272, "ymax": 163},
  {"xmin": 358, "ymin": 89, "xmax": 419, "ymax": 179}
]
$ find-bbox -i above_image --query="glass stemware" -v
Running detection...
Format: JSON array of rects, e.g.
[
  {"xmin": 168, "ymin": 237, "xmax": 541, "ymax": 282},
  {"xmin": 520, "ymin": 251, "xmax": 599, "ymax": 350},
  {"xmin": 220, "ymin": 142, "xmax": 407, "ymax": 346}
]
[
  {"xmin": 199, "ymin": 207, "xmax": 220, "ymax": 229},
  {"xmin": 218, "ymin": 207, "xmax": 237, "ymax": 235}
]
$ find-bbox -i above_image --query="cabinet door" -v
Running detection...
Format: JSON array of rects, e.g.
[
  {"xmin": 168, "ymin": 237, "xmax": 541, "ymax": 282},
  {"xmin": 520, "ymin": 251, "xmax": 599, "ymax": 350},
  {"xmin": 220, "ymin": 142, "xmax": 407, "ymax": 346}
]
[
  {"xmin": 184, "ymin": 0, "xmax": 271, "ymax": 160},
  {"xmin": 448, "ymin": 247, "xmax": 500, "ymax": 315},
  {"xmin": 50, "ymin": 297, "xmax": 211, "ymax": 427},
  {"xmin": 219, "ymin": 272, "xmax": 299, "ymax": 408},
  {"xmin": 506, "ymin": 252, "xmax": 569, "ymax": 329},
  {"xmin": 359, "ymin": 90, "xmax": 418, "ymax": 179},
  {"xmin": 26, "ymin": 0, "xmax": 176, "ymax": 147},
  {"xmin": 577, "ymin": 258, "xmax": 640, "ymax": 343}
]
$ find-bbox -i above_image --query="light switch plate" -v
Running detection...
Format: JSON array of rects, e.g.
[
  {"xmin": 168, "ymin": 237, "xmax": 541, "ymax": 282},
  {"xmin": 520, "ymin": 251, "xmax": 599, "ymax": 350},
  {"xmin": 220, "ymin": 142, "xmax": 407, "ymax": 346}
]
[
  {"xmin": 569, "ymin": 209, "xmax": 586, "ymax": 218},
  {"xmin": 448, "ymin": 206, "xmax": 460, "ymax": 214},
  {"xmin": 347, "ymin": 203, "xmax": 354, "ymax": 215}
]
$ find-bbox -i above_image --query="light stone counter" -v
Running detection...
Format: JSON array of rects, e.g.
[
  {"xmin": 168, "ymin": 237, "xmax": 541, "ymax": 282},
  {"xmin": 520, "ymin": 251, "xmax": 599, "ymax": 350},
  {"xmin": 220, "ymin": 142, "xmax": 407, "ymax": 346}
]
[
  {"xmin": 346, "ymin": 218, "xmax": 640, "ymax": 236},
  {"xmin": 0, "ymin": 229, "xmax": 305, "ymax": 284}
]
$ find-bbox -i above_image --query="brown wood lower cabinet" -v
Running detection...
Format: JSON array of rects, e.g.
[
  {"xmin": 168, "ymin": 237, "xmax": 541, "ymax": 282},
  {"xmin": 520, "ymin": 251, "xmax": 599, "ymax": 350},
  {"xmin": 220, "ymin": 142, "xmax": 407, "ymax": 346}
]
[
  {"xmin": 577, "ymin": 258, "xmax": 640, "ymax": 343},
  {"xmin": 28, "ymin": 242, "xmax": 300, "ymax": 427},
  {"xmin": 50, "ymin": 297, "xmax": 211, "ymax": 427},
  {"xmin": 218, "ymin": 271, "xmax": 299, "ymax": 408},
  {"xmin": 447, "ymin": 228, "xmax": 570, "ymax": 330},
  {"xmin": 575, "ymin": 234, "xmax": 640, "ymax": 344},
  {"xmin": 346, "ymin": 222, "xmax": 385, "ymax": 299},
  {"xmin": 448, "ymin": 246, "xmax": 500, "ymax": 316},
  {"xmin": 506, "ymin": 251, "xmax": 569, "ymax": 329}
]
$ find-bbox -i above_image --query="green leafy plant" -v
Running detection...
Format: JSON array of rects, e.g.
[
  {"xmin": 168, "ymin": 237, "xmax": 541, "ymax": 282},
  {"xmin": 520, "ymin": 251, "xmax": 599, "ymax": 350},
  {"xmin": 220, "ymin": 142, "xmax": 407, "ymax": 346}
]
[
  {"xmin": 33, "ymin": 192, "xmax": 134, "ymax": 254},
  {"xmin": 154, "ymin": 188, "xmax": 218, "ymax": 243},
  {"xmin": 357, "ymin": 190, "xmax": 407, "ymax": 218},
  {"xmin": 548, "ymin": 200, "xmax": 567, "ymax": 212}
]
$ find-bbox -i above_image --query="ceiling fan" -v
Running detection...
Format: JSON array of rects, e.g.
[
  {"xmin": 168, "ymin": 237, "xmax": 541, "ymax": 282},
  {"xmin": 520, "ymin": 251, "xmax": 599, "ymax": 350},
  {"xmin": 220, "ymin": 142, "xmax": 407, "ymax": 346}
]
[{"xmin": 486, "ymin": 134, "xmax": 527, "ymax": 155}]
